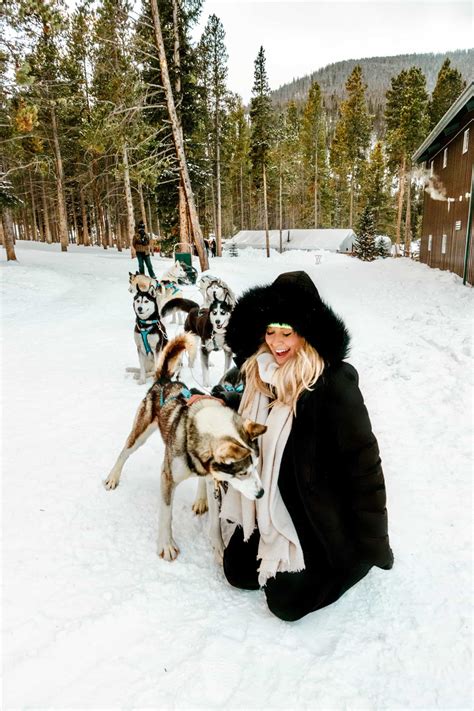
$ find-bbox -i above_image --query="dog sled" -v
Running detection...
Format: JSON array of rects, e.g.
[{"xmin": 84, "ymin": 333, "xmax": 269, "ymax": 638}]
[{"xmin": 173, "ymin": 242, "xmax": 198, "ymax": 285}]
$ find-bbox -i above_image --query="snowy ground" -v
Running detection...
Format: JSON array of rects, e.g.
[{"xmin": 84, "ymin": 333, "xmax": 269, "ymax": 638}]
[{"xmin": 2, "ymin": 241, "xmax": 473, "ymax": 710}]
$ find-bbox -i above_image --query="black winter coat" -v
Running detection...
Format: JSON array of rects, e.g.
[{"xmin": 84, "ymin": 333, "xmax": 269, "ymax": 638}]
[
  {"xmin": 280, "ymin": 361, "xmax": 393, "ymax": 572},
  {"xmin": 224, "ymin": 270, "xmax": 393, "ymax": 573}
]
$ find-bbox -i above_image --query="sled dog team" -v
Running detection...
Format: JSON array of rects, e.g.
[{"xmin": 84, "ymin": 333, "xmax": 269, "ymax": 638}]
[
  {"xmin": 108, "ymin": 261, "xmax": 249, "ymax": 561},
  {"xmin": 105, "ymin": 262, "xmax": 393, "ymax": 622}
]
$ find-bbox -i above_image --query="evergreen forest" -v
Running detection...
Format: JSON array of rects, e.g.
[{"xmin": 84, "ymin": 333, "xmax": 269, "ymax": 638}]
[{"xmin": 1, "ymin": 0, "xmax": 471, "ymax": 261}]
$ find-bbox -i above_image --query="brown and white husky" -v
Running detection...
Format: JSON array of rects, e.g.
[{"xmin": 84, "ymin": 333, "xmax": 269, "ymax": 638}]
[{"xmin": 104, "ymin": 334, "xmax": 266, "ymax": 562}]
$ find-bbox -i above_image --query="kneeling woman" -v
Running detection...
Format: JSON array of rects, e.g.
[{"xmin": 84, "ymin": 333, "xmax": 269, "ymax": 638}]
[{"xmin": 220, "ymin": 271, "xmax": 393, "ymax": 621}]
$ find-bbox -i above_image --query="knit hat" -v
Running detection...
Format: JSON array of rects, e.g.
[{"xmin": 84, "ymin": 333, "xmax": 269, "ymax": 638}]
[{"xmin": 226, "ymin": 271, "xmax": 350, "ymax": 366}]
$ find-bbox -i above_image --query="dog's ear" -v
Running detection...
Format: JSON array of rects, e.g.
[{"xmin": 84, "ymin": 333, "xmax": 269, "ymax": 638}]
[
  {"xmin": 214, "ymin": 439, "xmax": 250, "ymax": 463},
  {"xmin": 243, "ymin": 420, "xmax": 267, "ymax": 440},
  {"xmin": 148, "ymin": 284, "xmax": 156, "ymax": 298}
]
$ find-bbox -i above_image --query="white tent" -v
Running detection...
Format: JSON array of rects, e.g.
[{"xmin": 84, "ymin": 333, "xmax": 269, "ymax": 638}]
[{"xmin": 228, "ymin": 229, "xmax": 356, "ymax": 252}]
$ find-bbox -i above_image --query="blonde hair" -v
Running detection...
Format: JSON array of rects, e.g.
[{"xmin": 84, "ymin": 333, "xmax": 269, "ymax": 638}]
[{"xmin": 241, "ymin": 339, "xmax": 325, "ymax": 415}]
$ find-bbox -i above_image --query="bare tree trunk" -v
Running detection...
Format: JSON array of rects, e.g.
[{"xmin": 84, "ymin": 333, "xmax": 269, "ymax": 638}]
[
  {"xmin": 263, "ymin": 163, "xmax": 270, "ymax": 258},
  {"xmin": 138, "ymin": 183, "xmax": 148, "ymax": 232},
  {"xmin": 71, "ymin": 192, "xmax": 79, "ymax": 244},
  {"xmin": 404, "ymin": 164, "xmax": 412, "ymax": 257},
  {"xmin": 50, "ymin": 103, "xmax": 69, "ymax": 252},
  {"xmin": 314, "ymin": 153, "xmax": 318, "ymax": 228},
  {"xmin": 240, "ymin": 163, "xmax": 244, "ymax": 231},
  {"xmin": 279, "ymin": 164, "xmax": 283, "ymax": 253},
  {"xmin": 172, "ymin": 0, "xmax": 190, "ymax": 255},
  {"xmin": 122, "ymin": 143, "xmax": 136, "ymax": 255},
  {"xmin": 150, "ymin": 0, "xmax": 208, "ymax": 270},
  {"xmin": 104, "ymin": 170, "xmax": 112, "ymax": 247},
  {"xmin": 146, "ymin": 198, "xmax": 154, "ymax": 237},
  {"xmin": 80, "ymin": 189, "xmax": 90, "ymax": 246},
  {"xmin": 395, "ymin": 155, "xmax": 406, "ymax": 258},
  {"xmin": 40, "ymin": 179, "xmax": 52, "ymax": 244},
  {"xmin": 248, "ymin": 172, "xmax": 252, "ymax": 230},
  {"xmin": 349, "ymin": 166, "xmax": 355, "ymax": 229},
  {"xmin": 29, "ymin": 169, "xmax": 39, "ymax": 241},
  {"xmin": 2, "ymin": 208, "xmax": 17, "ymax": 260},
  {"xmin": 179, "ymin": 185, "xmax": 190, "ymax": 250},
  {"xmin": 216, "ymin": 139, "xmax": 222, "ymax": 255}
]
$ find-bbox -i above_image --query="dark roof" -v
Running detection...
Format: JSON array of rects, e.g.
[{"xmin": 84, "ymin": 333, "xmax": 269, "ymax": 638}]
[{"xmin": 413, "ymin": 82, "xmax": 474, "ymax": 164}]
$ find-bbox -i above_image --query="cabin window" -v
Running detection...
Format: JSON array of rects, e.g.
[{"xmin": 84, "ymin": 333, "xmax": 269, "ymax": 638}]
[
  {"xmin": 463, "ymin": 128, "xmax": 469, "ymax": 154},
  {"xmin": 455, "ymin": 220, "xmax": 462, "ymax": 231},
  {"xmin": 442, "ymin": 148, "xmax": 448, "ymax": 168},
  {"xmin": 428, "ymin": 235, "xmax": 432, "ymax": 251},
  {"xmin": 441, "ymin": 235, "xmax": 447, "ymax": 254}
]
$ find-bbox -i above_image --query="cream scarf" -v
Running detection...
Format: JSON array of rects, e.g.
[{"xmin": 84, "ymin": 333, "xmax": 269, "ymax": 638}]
[{"xmin": 220, "ymin": 353, "xmax": 305, "ymax": 586}]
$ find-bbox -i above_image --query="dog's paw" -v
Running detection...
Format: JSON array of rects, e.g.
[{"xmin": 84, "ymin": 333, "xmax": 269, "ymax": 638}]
[
  {"xmin": 158, "ymin": 540, "xmax": 180, "ymax": 561},
  {"xmin": 104, "ymin": 475, "xmax": 119, "ymax": 490},
  {"xmin": 192, "ymin": 498, "xmax": 208, "ymax": 515},
  {"xmin": 138, "ymin": 378, "xmax": 146, "ymax": 385}
]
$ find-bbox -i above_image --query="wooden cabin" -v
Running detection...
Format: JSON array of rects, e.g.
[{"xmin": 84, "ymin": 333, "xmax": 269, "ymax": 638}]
[{"xmin": 413, "ymin": 82, "xmax": 474, "ymax": 284}]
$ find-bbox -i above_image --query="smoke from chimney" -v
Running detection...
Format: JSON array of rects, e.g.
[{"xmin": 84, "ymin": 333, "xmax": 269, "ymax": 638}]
[{"xmin": 412, "ymin": 166, "xmax": 448, "ymax": 202}]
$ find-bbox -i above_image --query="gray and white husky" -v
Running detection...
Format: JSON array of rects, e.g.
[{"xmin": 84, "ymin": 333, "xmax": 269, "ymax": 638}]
[
  {"xmin": 105, "ymin": 334, "xmax": 266, "ymax": 561},
  {"xmin": 133, "ymin": 289, "xmax": 168, "ymax": 384},
  {"xmin": 197, "ymin": 274, "xmax": 236, "ymax": 308}
]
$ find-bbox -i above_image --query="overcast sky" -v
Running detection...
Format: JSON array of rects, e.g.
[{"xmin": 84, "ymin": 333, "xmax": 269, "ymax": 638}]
[{"xmin": 192, "ymin": 0, "xmax": 473, "ymax": 102}]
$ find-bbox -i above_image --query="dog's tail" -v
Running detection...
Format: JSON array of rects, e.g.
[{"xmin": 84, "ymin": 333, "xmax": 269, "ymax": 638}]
[
  {"xmin": 161, "ymin": 297, "xmax": 199, "ymax": 318},
  {"xmin": 155, "ymin": 332, "xmax": 196, "ymax": 381}
]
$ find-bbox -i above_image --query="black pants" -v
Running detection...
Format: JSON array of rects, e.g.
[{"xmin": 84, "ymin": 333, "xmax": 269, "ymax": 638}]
[
  {"xmin": 136, "ymin": 252, "xmax": 155, "ymax": 278},
  {"xmin": 223, "ymin": 528, "xmax": 371, "ymax": 622}
]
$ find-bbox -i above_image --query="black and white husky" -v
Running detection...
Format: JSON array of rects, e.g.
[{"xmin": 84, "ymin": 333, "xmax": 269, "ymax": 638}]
[
  {"xmin": 161, "ymin": 297, "xmax": 234, "ymax": 387},
  {"xmin": 133, "ymin": 289, "xmax": 168, "ymax": 384}
]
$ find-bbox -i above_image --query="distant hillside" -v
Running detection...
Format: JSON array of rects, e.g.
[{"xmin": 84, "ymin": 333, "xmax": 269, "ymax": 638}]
[{"xmin": 271, "ymin": 49, "xmax": 473, "ymax": 132}]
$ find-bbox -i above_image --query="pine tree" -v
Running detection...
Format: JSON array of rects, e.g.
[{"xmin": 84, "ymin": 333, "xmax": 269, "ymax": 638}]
[
  {"xmin": 385, "ymin": 67, "xmax": 429, "ymax": 256},
  {"xmin": 354, "ymin": 205, "xmax": 376, "ymax": 261},
  {"xmin": 359, "ymin": 141, "xmax": 392, "ymax": 236},
  {"xmin": 301, "ymin": 81, "xmax": 328, "ymax": 228},
  {"xmin": 333, "ymin": 66, "xmax": 372, "ymax": 228},
  {"xmin": 250, "ymin": 46, "xmax": 273, "ymax": 256},
  {"xmin": 429, "ymin": 58, "xmax": 466, "ymax": 129},
  {"xmin": 197, "ymin": 14, "xmax": 228, "ymax": 255}
]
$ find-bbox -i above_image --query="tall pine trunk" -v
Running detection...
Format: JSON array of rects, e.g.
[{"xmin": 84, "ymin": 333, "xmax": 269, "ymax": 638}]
[
  {"xmin": 80, "ymin": 189, "xmax": 90, "ymax": 246},
  {"xmin": 314, "ymin": 152, "xmax": 318, "ymax": 228},
  {"xmin": 150, "ymin": 0, "xmax": 208, "ymax": 270},
  {"xmin": 240, "ymin": 163, "xmax": 244, "ymax": 231},
  {"xmin": 50, "ymin": 103, "xmax": 69, "ymax": 252},
  {"xmin": 395, "ymin": 154, "xmax": 406, "ymax": 257},
  {"xmin": 279, "ymin": 163, "xmax": 283, "ymax": 253},
  {"xmin": 404, "ymin": 164, "xmax": 412, "ymax": 257},
  {"xmin": 2, "ymin": 208, "xmax": 17, "ymax": 260},
  {"xmin": 216, "ymin": 137, "xmax": 222, "ymax": 255},
  {"xmin": 122, "ymin": 143, "xmax": 135, "ymax": 255},
  {"xmin": 263, "ymin": 163, "xmax": 270, "ymax": 258}
]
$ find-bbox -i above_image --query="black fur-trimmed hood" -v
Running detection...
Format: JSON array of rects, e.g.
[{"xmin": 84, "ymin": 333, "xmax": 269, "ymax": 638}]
[{"xmin": 226, "ymin": 271, "xmax": 350, "ymax": 366}]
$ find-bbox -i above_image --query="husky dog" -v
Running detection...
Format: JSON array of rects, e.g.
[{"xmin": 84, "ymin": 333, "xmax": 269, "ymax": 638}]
[
  {"xmin": 198, "ymin": 274, "xmax": 236, "ymax": 308},
  {"xmin": 133, "ymin": 289, "xmax": 168, "ymax": 384},
  {"xmin": 128, "ymin": 272, "xmax": 184, "ymax": 324},
  {"xmin": 162, "ymin": 261, "xmax": 187, "ymax": 284},
  {"xmin": 104, "ymin": 334, "xmax": 266, "ymax": 561},
  {"xmin": 161, "ymin": 297, "xmax": 234, "ymax": 387},
  {"xmin": 128, "ymin": 272, "xmax": 158, "ymax": 295}
]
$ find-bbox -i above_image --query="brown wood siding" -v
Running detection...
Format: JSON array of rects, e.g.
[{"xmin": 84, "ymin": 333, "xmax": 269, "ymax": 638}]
[{"xmin": 419, "ymin": 114, "xmax": 473, "ymax": 284}]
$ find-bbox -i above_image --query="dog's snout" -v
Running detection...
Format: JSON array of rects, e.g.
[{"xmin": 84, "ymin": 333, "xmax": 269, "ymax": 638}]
[{"xmin": 256, "ymin": 488, "xmax": 264, "ymax": 499}]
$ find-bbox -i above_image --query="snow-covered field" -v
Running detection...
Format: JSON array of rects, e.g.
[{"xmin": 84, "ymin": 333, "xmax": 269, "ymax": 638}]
[{"xmin": 2, "ymin": 241, "xmax": 472, "ymax": 710}]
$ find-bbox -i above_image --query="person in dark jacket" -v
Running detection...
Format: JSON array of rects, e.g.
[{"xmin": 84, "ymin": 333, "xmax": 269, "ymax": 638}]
[
  {"xmin": 220, "ymin": 270, "xmax": 393, "ymax": 621},
  {"xmin": 132, "ymin": 221, "xmax": 156, "ymax": 278}
]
